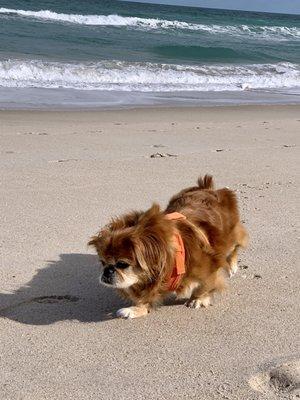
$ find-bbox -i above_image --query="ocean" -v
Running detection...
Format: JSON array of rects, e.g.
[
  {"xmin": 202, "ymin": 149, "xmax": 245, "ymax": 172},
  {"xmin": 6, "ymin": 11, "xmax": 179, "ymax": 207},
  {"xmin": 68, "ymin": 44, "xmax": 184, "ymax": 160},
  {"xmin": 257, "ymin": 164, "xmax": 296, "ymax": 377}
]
[{"xmin": 0, "ymin": 0, "xmax": 300, "ymax": 108}]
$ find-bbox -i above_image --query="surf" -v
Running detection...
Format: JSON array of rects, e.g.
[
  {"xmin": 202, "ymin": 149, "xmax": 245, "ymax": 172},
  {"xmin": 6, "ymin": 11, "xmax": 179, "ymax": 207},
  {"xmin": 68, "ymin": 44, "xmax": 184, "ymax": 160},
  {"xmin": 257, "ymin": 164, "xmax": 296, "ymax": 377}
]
[
  {"xmin": 1, "ymin": 59, "xmax": 299, "ymax": 92},
  {"xmin": 0, "ymin": 8, "xmax": 299, "ymax": 40}
]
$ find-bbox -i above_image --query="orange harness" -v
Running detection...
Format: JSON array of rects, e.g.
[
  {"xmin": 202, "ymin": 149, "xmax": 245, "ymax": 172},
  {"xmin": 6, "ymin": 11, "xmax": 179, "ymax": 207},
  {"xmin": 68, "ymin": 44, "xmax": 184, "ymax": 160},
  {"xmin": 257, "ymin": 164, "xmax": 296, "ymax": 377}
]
[{"xmin": 165, "ymin": 212, "xmax": 186, "ymax": 291}]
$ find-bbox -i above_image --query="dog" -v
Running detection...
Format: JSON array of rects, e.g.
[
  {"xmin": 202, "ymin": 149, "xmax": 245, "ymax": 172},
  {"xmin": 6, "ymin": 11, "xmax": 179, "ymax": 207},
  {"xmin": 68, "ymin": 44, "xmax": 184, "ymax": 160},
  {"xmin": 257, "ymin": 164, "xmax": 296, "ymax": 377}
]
[{"xmin": 89, "ymin": 174, "xmax": 248, "ymax": 319}]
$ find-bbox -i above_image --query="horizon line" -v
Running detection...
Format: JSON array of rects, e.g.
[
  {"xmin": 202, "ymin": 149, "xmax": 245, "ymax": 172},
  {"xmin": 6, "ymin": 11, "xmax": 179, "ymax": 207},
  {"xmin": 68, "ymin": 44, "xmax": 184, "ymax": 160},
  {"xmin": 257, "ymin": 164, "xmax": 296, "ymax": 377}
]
[{"xmin": 120, "ymin": 0, "xmax": 300, "ymax": 16}]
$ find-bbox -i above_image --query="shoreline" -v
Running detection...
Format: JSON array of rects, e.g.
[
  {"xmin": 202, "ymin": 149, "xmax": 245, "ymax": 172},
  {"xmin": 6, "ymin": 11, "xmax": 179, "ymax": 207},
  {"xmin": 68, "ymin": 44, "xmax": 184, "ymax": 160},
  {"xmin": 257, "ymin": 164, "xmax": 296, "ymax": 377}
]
[
  {"xmin": 1, "ymin": 103, "xmax": 300, "ymax": 114},
  {"xmin": 1, "ymin": 87, "xmax": 299, "ymax": 111}
]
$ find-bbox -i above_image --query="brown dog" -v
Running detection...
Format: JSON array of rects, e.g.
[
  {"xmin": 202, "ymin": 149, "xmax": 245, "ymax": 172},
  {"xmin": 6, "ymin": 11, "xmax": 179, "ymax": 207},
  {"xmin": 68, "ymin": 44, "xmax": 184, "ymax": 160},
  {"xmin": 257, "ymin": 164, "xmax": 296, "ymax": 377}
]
[{"xmin": 89, "ymin": 175, "xmax": 248, "ymax": 319}]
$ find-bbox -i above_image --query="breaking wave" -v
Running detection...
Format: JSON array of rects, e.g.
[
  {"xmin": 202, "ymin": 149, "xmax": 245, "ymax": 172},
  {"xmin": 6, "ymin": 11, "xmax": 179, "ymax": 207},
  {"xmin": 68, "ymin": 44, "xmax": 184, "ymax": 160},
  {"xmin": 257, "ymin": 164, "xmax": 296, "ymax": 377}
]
[{"xmin": 1, "ymin": 59, "xmax": 299, "ymax": 92}]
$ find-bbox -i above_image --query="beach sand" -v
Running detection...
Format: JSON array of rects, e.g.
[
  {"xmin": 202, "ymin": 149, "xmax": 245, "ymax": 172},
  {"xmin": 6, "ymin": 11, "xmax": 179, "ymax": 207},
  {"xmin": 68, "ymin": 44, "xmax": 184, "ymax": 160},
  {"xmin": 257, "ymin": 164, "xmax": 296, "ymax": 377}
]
[{"xmin": 0, "ymin": 105, "xmax": 299, "ymax": 399}]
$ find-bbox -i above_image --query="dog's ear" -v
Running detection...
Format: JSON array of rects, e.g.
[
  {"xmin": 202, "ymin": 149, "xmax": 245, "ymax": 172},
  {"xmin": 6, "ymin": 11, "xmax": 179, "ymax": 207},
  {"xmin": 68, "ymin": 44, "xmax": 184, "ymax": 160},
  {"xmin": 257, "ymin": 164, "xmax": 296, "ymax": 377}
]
[
  {"xmin": 133, "ymin": 234, "xmax": 167, "ymax": 277},
  {"xmin": 137, "ymin": 203, "xmax": 160, "ymax": 228},
  {"xmin": 133, "ymin": 203, "xmax": 172, "ymax": 275},
  {"xmin": 88, "ymin": 227, "xmax": 109, "ymax": 249},
  {"xmin": 88, "ymin": 234, "xmax": 103, "ymax": 250},
  {"xmin": 133, "ymin": 239, "xmax": 150, "ymax": 271},
  {"xmin": 109, "ymin": 211, "xmax": 142, "ymax": 231},
  {"xmin": 88, "ymin": 235, "xmax": 100, "ymax": 247}
]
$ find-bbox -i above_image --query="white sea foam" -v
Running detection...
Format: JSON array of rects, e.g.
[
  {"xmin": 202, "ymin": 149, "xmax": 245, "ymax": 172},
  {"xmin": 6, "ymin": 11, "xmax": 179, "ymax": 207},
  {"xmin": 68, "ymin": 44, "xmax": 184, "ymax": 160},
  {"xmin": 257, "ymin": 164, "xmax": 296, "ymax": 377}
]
[
  {"xmin": 0, "ymin": 8, "xmax": 299, "ymax": 39},
  {"xmin": 0, "ymin": 59, "xmax": 299, "ymax": 92}
]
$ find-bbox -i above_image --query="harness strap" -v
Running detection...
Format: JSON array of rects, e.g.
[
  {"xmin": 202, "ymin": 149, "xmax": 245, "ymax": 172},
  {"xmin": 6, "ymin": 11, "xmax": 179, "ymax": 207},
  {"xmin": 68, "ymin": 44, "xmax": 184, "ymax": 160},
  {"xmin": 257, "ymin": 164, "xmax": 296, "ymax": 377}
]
[{"xmin": 165, "ymin": 212, "xmax": 186, "ymax": 291}]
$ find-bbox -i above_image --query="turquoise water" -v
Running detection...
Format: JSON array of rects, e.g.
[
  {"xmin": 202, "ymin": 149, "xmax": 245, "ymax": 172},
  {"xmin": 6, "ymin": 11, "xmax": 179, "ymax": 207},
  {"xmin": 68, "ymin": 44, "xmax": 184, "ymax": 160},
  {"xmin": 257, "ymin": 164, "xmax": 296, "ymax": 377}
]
[{"xmin": 0, "ymin": 0, "xmax": 299, "ymax": 107}]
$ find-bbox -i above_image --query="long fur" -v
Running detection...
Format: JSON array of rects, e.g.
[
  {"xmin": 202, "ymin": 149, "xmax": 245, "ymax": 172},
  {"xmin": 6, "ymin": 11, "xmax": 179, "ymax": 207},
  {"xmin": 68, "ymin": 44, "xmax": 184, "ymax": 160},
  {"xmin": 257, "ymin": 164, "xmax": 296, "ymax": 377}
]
[{"xmin": 89, "ymin": 174, "xmax": 248, "ymax": 318}]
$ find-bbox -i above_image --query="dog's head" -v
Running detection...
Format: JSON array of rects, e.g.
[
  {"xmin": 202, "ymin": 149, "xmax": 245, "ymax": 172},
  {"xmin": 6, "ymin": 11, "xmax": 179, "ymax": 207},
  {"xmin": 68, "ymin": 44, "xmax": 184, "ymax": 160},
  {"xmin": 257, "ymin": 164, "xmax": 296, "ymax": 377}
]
[{"xmin": 88, "ymin": 204, "xmax": 174, "ymax": 289}]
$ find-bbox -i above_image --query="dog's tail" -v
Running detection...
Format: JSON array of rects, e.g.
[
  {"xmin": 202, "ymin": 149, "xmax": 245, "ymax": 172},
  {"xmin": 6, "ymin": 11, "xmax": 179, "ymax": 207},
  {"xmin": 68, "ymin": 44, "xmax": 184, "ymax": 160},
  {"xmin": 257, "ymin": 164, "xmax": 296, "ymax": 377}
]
[{"xmin": 197, "ymin": 174, "xmax": 214, "ymax": 190}]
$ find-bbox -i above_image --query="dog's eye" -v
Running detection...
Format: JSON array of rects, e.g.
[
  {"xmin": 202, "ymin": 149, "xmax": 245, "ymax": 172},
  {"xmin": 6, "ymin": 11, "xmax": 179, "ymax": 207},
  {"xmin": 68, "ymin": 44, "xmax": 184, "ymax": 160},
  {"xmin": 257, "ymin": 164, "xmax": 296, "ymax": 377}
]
[{"xmin": 116, "ymin": 261, "xmax": 129, "ymax": 269}]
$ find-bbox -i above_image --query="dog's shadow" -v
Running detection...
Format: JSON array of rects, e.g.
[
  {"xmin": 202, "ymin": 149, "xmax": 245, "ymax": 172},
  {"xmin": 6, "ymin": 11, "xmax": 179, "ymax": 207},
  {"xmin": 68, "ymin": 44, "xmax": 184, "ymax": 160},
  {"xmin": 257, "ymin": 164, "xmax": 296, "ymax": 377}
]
[{"xmin": 0, "ymin": 253, "xmax": 128, "ymax": 325}]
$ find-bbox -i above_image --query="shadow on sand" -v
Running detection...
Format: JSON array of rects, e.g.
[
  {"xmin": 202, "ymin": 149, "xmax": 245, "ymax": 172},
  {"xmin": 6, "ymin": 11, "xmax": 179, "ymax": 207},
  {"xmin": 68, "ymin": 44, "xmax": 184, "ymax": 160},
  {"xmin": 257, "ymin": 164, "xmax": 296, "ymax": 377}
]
[{"xmin": 0, "ymin": 253, "xmax": 128, "ymax": 325}]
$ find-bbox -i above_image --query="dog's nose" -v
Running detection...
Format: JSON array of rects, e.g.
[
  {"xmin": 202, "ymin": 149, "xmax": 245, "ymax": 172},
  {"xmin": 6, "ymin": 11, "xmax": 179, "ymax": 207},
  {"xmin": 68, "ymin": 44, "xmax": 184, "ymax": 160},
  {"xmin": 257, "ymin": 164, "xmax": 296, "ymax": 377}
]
[{"xmin": 102, "ymin": 265, "xmax": 115, "ymax": 284}]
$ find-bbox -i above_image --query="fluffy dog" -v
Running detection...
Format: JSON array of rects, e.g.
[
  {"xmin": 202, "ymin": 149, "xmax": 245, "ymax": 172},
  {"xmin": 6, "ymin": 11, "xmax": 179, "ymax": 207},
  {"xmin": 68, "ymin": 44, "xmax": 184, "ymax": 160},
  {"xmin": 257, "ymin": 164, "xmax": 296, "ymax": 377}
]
[{"xmin": 89, "ymin": 175, "xmax": 248, "ymax": 319}]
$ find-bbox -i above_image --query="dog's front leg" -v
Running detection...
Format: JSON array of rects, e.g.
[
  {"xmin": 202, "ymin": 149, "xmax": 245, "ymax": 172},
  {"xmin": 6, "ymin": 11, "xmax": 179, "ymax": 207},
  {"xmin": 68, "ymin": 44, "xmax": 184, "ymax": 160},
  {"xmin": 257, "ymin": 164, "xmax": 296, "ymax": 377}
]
[
  {"xmin": 185, "ymin": 271, "xmax": 225, "ymax": 309},
  {"xmin": 116, "ymin": 303, "xmax": 150, "ymax": 319}
]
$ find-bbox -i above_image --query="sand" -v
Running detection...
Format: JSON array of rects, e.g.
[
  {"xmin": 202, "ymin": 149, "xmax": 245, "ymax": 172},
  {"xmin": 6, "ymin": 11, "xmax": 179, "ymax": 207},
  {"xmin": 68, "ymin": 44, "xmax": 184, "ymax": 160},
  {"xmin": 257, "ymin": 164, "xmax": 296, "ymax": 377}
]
[{"xmin": 0, "ymin": 105, "xmax": 299, "ymax": 399}]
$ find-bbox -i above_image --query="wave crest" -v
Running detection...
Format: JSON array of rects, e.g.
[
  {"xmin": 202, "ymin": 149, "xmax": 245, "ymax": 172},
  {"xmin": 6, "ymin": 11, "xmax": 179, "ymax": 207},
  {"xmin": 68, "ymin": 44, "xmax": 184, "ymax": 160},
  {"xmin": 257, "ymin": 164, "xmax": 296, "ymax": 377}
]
[{"xmin": 0, "ymin": 7, "xmax": 299, "ymax": 39}]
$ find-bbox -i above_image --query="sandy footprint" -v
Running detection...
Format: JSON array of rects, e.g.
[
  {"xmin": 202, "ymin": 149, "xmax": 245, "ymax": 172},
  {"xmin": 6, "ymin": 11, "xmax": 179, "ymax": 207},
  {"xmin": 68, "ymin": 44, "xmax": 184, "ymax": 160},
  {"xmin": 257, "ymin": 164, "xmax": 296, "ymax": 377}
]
[
  {"xmin": 249, "ymin": 359, "xmax": 300, "ymax": 399},
  {"xmin": 0, "ymin": 295, "xmax": 80, "ymax": 314},
  {"xmin": 33, "ymin": 295, "xmax": 79, "ymax": 304},
  {"xmin": 150, "ymin": 152, "xmax": 177, "ymax": 158}
]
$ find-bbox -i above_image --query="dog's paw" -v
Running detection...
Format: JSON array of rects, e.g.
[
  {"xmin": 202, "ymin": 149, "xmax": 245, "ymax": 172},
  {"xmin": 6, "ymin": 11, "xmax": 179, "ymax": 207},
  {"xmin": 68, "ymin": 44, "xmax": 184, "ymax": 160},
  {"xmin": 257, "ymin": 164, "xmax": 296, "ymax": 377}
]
[
  {"xmin": 229, "ymin": 262, "xmax": 238, "ymax": 278},
  {"xmin": 116, "ymin": 307, "xmax": 136, "ymax": 319},
  {"xmin": 186, "ymin": 296, "xmax": 211, "ymax": 309},
  {"xmin": 116, "ymin": 306, "xmax": 149, "ymax": 319}
]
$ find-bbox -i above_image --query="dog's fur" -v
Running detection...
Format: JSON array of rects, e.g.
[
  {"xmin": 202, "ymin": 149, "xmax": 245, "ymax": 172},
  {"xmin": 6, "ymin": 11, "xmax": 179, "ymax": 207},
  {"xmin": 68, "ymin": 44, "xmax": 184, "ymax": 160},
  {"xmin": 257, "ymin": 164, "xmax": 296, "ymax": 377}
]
[{"xmin": 89, "ymin": 175, "xmax": 248, "ymax": 319}]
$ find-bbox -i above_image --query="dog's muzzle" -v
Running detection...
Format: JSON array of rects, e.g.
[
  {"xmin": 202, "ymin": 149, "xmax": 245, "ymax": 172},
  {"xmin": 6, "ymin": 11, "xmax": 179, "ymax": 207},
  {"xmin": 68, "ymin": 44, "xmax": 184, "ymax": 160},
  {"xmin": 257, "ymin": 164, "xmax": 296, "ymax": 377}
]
[{"xmin": 101, "ymin": 265, "xmax": 115, "ymax": 285}]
